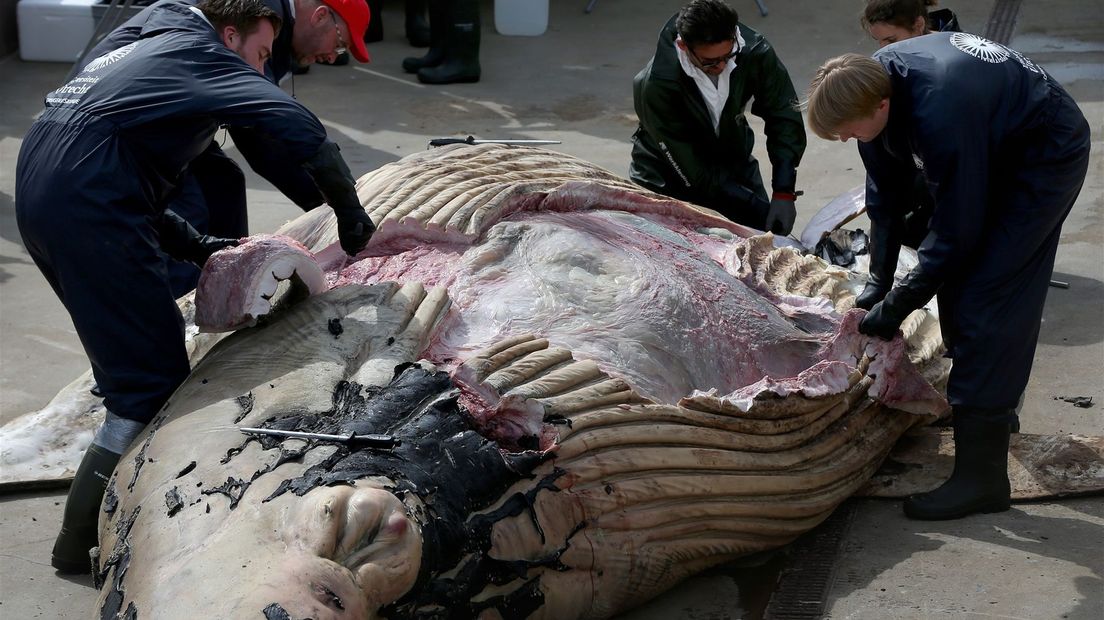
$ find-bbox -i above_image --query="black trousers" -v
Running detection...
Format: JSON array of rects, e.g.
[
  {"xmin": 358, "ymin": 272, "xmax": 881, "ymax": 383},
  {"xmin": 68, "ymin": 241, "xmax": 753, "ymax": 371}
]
[{"xmin": 941, "ymin": 89, "xmax": 1091, "ymax": 410}]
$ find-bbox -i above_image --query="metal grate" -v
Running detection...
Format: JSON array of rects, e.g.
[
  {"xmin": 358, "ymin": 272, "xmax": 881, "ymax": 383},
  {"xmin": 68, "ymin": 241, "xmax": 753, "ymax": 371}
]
[
  {"xmin": 762, "ymin": 501, "xmax": 857, "ymax": 620},
  {"xmin": 984, "ymin": 0, "xmax": 1025, "ymax": 45}
]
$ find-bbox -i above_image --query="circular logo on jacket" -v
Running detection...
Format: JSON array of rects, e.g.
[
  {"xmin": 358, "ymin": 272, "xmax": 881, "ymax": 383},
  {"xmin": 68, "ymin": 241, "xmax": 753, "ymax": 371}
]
[
  {"xmin": 83, "ymin": 41, "xmax": 139, "ymax": 73},
  {"xmin": 950, "ymin": 33, "xmax": 1010, "ymax": 63}
]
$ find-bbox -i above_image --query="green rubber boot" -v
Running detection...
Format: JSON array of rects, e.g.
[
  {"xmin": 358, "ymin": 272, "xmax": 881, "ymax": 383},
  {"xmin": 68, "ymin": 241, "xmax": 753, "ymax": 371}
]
[
  {"xmin": 417, "ymin": 0, "xmax": 481, "ymax": 84},
  {"xmin": 402, "ymin": 0, "xmax": 449, "ymax": 73},
  {"xmin": 405, "ymin": 0, "xmax": 431, "ymax": 47},
  {"xmin": 51, "ymin": 444, "xmax": 121, "ymax": 574}
]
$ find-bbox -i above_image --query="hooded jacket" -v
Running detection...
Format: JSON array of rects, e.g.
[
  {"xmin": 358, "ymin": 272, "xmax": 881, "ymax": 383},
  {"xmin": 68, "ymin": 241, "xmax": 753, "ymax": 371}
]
[{"xmin": 630, "ymin": 14, "xmax": 806, "ymax": 226}]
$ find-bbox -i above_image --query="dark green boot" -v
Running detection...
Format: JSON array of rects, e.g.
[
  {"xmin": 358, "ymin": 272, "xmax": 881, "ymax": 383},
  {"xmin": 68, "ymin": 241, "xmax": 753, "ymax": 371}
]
[
  {"xmin": 402, "ymin": 0, "xmax": 449, "ymax": 73},
  {"xmin": 417, "ymin": 0, "xmax": 480, "ymax": 84},
  {"xmin": 405, "ymin": 0, "xmax": 431, "ymax": 47},
  {"xmin": 51, "ymin": 444, "xmax": 121, "ymax": 574},
  {"xmin": 903, "ymin": 409, "xmax": 1013, "ymax": 520}
]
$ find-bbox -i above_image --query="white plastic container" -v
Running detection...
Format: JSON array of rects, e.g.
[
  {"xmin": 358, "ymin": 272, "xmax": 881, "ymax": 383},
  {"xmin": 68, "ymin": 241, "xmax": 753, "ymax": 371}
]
[
  {"xmin": 17, "ymin": 0, "xmax": 98, "ymax": 62},
  {"xmin": 494, "ymin": 0, "xmax": 548, "ymax": 36}
]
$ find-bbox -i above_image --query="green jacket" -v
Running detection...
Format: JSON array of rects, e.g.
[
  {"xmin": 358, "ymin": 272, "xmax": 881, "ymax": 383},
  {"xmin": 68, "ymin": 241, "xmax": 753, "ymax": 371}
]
[{"xmin": 630, "ymin": 15, "xmax": 806, "ymax": 227}]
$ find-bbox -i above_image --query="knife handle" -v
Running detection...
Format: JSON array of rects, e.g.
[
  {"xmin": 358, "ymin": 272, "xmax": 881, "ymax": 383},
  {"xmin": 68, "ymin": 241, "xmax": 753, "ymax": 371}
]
[{"xmin": 428, "ymin": 136, "xmax": 475, "ymax": 147}]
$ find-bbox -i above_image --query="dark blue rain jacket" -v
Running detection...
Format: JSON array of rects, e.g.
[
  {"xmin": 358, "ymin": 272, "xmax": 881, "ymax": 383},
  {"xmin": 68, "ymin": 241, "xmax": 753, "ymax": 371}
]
[
  {"xmin": 859, "ymin": 32, "xmax": 1090, "ymax": 409},
  {"xmin": 88, "ymin": 0, "xmax": 295, "ymax": 82},
  {"xmin": 15, "ymin": 5, "xmax": 330, "ymax": 423},
  {"xmin": 85, "ymin": 0, "xmax": 325, "ymax": 262}
]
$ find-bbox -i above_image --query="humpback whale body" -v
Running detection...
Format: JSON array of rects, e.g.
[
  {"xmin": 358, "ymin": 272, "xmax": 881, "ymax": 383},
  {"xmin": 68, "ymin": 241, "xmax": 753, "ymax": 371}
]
[{"xmin": 4, "ymin": 146, "xmax": 1100, "ymax": 619}]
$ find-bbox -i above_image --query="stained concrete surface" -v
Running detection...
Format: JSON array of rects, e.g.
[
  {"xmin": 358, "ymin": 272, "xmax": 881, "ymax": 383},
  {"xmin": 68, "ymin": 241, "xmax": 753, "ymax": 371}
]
[{"xmin": 0, "ymin": 0, "xmax": 1100, "ymax": 618}]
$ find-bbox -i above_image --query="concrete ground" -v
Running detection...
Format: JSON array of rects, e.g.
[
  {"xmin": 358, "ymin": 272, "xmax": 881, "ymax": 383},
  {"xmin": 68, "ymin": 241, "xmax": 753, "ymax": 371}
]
[{"xmin": 1, "ymin": 0, "xmax": 1100, "ymax": 618}]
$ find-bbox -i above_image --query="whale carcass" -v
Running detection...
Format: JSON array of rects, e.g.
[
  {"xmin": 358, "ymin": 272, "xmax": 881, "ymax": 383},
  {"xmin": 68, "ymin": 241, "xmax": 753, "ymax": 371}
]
[
  {"xmin": 3, "ymin": 144, "xmax": 1098, "ymax": 618},
  {"xmin": 13, "ymin": 143, "xmax": 968, "ymax": 618}
]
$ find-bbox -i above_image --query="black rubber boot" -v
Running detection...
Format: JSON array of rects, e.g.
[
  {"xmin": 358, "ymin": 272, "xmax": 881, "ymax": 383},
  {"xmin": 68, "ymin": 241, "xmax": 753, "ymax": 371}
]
[
  {"xmin": 402, "ymin": 0, "xmax": 448, "ymax": 73},
  {"xmin": 417, "ymin": 0, "xmax": 480, "ymax": 84},
  {"xmin": 51, "ymin": 444, "xmax": 122, "ymax": 574},
  {"xmin": 903, "ymin": 409, "xmax": 1013, "ymax": 521},
  {"xmin": 365, "ymin": 0, "xmax": 383, "ymax": 43},
  {"xmin": 405, "ymin": 0, "xmax": 431, "ymax": 47}
]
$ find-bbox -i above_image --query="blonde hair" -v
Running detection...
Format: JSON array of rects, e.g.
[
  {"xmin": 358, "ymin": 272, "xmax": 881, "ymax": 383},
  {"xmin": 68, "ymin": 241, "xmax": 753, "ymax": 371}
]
[{"xmin": 804, "ymin": 54, "xmax": 892, "ymax": 140}]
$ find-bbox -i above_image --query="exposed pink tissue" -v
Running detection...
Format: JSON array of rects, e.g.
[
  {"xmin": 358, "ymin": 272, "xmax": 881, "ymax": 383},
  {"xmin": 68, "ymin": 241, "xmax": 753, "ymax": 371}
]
[
  {"xmin": 687, "ymin": 311, "xmax": 946, "ymax": 417},
  {"xmin": 687, "ymin": 360, "xmax": 855, "ymax": 413},
  {"xmin": 415, "ymin": 209, "xmax": 826, "ymax": 404},
  {"xmin": 452, "ymin": 364, "xmax": 556, "ymax": 452},
  {"xmin": 363, "ymin": 217, "xmax": 478, "ymax": 256},
  {"xmin": 335, "ymin": 244, "xmax": 468, "ymax": 290},
  {"xmin": 196, "ymin": 184, "xmax": 946, "ymax": 448},
  {"xmin": 195, "ymin": 234, "xmax": 325, "ymax": 332},
  {"xmin": 821, "ymin": 310, "xmax": 949, "ymax": 417},
  {"xmin": 533, "ymin": 182, "xmax": 765, "ymax": 241},
  {"xmin": 314, "ymin": 243, "xmax": 352, "ymax": 282}
]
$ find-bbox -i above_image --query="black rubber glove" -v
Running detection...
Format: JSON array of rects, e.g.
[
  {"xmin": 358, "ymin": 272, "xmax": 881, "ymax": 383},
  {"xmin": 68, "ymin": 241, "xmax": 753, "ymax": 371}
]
[
  {"xmin": 335, "ymin": 208, "xmax": 375, "ymax": 256},
  {"xmin": 156, "ymin": 210, "xmax": 239, "ymax": 266},
  {"xmin": 855, "ymin": 282, "xmax": 890, "ymax": 310},
  {"xmin": 765, "ymin": 196, "xmax": 797, "ymax": 235},
  {"xmin": 857, "ymin": 217, "xmax": 903, "ymax": 309},
  {"xmin": 859, "ymin": 298, "xmax": 911, "ymax": 340},
  {"xmin": 304, "ymin": 141, "xmax": 376, "ymax": 256}
]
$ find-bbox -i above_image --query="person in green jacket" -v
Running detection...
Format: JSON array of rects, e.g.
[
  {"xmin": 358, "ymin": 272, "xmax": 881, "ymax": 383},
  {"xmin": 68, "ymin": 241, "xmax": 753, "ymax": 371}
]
[{"xmin": 630, "ymin": 0, "xmax": 807, "ymax": 234}]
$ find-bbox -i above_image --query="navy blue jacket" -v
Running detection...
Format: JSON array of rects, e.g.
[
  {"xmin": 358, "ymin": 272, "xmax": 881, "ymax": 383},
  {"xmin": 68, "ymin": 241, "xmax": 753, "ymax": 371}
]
[
  {"xmin": 858, "ymin": 32, "xmax": 1091, "ymax": 409},
  {"xmin": 15, "ymin": 4, "xmax": 337, "ymax": 422},
  {"xmin": 85, "ymin": 0, "xmax": 324, "ymax": 211},
  {"xmin": 87, "ymin": 0, "xmax": 295, "ymax": 82},
  {"xmin": 859, "ymin": 32, "xmax": 1074, "ymax": 309},
  {"xmin": 30, "ymin": 2, "xmax": 327, "ymax": 215}
]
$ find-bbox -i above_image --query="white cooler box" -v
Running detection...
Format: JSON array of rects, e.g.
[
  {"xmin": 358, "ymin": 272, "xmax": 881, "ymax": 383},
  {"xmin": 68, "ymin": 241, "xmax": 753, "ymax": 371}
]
[{"xmin": 18, "ymin": 0, "xmax": 98, "ymax": 62}]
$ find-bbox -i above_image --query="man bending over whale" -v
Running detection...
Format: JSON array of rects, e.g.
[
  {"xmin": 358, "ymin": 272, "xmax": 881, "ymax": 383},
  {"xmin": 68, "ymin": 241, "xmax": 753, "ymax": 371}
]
[{"xmin": 15, "ymin": 0, "xmax": 374, "ymax": 574}]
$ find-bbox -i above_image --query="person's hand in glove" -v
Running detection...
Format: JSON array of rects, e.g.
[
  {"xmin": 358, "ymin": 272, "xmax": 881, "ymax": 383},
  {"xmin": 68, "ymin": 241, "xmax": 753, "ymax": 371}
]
[
  {"xmin": 765, "ymin": 192, "xmax": 797, "ymax": 235},
  {"xmin": 185, "ymin": 235, "xmax": 239, "ymax": 266},
  {"xmin": 334, "ymin": 207, "xmax": 376, "ymax": 256},
  {"xmin": 854, "ymin": 281, "xmax": 891, "ymax": 310},
  {"xmin": 859, "ymin": 297, "xmax": 911, "ymax": 340},
  {"xmin": 156, "ymin": 210, "xmax": 239, "ymax": 267},
  {"xmin": 857, "ymin": 219, "xmax": 902, "ymax": 310},
  {"xmin": 304, "ymin": 141, "xmax": 376, "ymax": 257}
]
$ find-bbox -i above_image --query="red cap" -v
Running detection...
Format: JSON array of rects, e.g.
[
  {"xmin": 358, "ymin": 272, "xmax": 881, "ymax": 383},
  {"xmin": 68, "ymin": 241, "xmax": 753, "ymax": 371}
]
[{"xmin": 319, "ymin": 0, "xmax": 371, "ymax": 62}]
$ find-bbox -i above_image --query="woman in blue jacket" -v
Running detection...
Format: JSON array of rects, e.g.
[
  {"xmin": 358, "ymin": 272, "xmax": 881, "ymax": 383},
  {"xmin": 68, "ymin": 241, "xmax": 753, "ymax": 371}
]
[{"xmin": 805, "ymin": 35, "xmax": 1090, "ymax": 520}]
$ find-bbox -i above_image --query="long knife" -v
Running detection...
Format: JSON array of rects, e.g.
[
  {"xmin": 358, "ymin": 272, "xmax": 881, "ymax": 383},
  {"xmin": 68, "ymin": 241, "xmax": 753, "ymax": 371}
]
[
  {"xmin": 429, "ymin": 135, "xmax": 561, "ymax": 147},
  {"xmin": 239, "ymin": 427, "xmax": 401, "ymax": 449}
]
